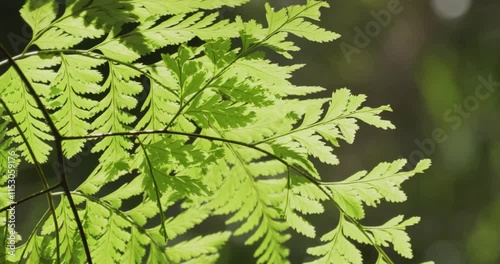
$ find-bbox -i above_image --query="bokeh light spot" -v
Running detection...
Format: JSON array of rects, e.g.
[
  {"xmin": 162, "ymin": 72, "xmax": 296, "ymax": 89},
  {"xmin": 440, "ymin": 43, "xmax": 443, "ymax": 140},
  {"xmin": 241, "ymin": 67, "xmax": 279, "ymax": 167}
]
[{"xmin": 431, "ymin": 0, "xmax": 471, "ymax": 20}]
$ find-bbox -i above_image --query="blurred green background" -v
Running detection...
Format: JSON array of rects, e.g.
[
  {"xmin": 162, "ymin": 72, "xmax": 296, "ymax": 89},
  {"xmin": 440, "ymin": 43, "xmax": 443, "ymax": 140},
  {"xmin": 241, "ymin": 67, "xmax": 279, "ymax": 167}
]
[{"xmin": 1, "ymin": 0, "xmax": 500, "ymax": 263}]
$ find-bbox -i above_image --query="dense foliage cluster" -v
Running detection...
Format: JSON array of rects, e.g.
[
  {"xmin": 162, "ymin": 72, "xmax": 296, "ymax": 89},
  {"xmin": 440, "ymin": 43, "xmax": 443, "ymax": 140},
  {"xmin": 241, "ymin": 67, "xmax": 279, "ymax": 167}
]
[{"xmin": 0, "ymin": 0, "xmax": 430, "ymax": 263}]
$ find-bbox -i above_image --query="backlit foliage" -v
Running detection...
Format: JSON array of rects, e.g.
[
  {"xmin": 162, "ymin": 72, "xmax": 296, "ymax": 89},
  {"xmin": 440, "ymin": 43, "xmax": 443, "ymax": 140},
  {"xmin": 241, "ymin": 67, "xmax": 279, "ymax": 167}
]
[{"xmin": 0, "ymin": 1, "xmax": 431, "ymax": 263}]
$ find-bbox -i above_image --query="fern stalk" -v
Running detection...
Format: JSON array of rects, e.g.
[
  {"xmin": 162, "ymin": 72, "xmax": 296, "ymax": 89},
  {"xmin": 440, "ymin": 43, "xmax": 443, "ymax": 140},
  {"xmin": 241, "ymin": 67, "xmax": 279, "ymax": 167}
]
[
  {"xmin": 0, "ymin": 97, "xmax": 62, "ymax": 263},
  {"xmin": 0, "ymin": 44, "xmax": 92, "ymax": 264}
]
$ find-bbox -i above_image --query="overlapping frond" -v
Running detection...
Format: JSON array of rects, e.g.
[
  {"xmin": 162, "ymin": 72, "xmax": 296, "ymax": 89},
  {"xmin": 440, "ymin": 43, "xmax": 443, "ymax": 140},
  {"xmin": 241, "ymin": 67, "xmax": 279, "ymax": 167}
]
[
  {"xmin": 306, "ymin": 215, "xmax": 363, "ymax": 264},
  {"xmin": 48, "ymin": 54, "xmax": 105, "ymax": 157},
  {"xmin": 39, "ymin": 197, "xmax": 82, "ymax": 263},
  {"xmin": 307, "ymin": 214, "xmax": 421, "ymax": 264},
  {"xmin": 165, "ymin": 232, "xmax": 231, "ymax": 263},
  {"xmin": 0, "ymin": 56, "xmax": 57, "ymax": 163},
  {"xmin": 325, "ymin": 159, "xmax": 431, "ymax": 219},
  {"xmin": 90, "ymin": 62, "xmax": 142, "ymax": 160}
]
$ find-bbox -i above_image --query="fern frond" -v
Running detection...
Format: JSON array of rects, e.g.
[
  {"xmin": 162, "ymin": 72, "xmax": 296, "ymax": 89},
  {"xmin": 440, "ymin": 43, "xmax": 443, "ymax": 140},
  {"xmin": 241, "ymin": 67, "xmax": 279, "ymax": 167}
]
[
  {"xmin": 252, "ymin": 89, "xmax": 394, "ymax": 174},
  {"xmin": 31, "ymin": 236, "xmax": 57, "ymax": 263},
  {"xmin": 238, "ymin": 0, "xmax": 339, "ymax": 58},
  {"xmin": 159, "ymin": 42, "xmax": 263, "ymax": 130},
  {"xmin": 21, "ymin": 0, "xmax": 103, "ymax": 50},
  {"xmin": 264, "ymin": 1, "xmax": 339, "ymax": 43},
  {"xmin": 120, "ymin": 227, "xmax": 149, "ymax": 263},
  {"xmin": 162, "ymin": 204, "xmax": 212, "ymax": 240},
  {"xmin": 204, "ymin": 141, "xmax": 291, "ymax": 264},
  {"xmin": 39, "ymin": 198, "xmax": 80, "ymax": 263},
  {"xmin": 340, "ymin": 214, "xmax": 422, "ymax": 261},
  {"xmin": 165, "ymin": 232, "xmax": 231, "ymax": 263},
  {"xmin": 224, "ymin": 56, "xmax": 303, "ymax": 96},
  {"xmin": 77, "ymin": 158, "xmax": 131, "ymax": 196},
  {"xmin": 48, "ymin": 54, "xmax": 105, "ymax": 157},
  {"xmin": 20, "ymin": 0, "xmax": 58, "ymax": 39},
  {"xmin": 221, "ymin": 103, "xmax": 297, "ymax": 143},
  {"xmin": 90, "ymin": 63, "xmax": 142, "ymax": 160},
  {"xmin": 135, "ymin": 136, "xmax": 208, "ymax": 198},
  {"xmin": 366, "ymin": 215, "xmax": 421, "ymax": 259},
  {"xmin": 186, "ymin": 93, "xmax": 256, "ymax": 129},
  {"xmin": 284, "ymin": 174, "xmax": 329, "ymax": 238},
  {"xmin": 135, "ymin": 64, "xmax": 179, "ymax": 144},
  {"xmin": 306, "ymin": 215, "xmax": 363, "ymax": 264},
  {"xmin": 94, "ymin": 12, "xmax": 239, "ymax": 62},
  {"xmin": 0, "ymin": 65, "xmax": 53, "ymax": 163},
  {"xmin": 134, "ymin": 0, "xmax": 251, "ymax": 16},
  {"xmin": 90, "ymin": 213, "xmax": 130, "ymax": 263},
  {"xmin": 325, "ymin": 159, "xmax": 431, "ymax": 219}
]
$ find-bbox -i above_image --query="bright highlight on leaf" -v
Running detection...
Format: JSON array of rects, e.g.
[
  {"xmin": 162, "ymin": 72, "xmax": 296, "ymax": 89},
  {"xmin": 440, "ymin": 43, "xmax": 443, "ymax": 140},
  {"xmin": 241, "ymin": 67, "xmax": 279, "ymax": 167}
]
[{"xmin": 0, "ymin": 0, "xmax": 431, "ymax": 263}]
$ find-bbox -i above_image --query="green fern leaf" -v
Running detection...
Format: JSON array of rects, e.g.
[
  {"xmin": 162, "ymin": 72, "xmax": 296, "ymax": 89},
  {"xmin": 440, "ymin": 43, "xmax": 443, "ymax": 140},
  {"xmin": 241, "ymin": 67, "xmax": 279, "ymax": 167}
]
[
  {"xmin": 0, "ymin": 67, "xmax": 53, "ymax": 163},
  {"xmin": 366, "ymin": 215, "xmax": 421, "ymax": 259},
  {"xmin": 135, "ymin": 0, "xmax": 250, "ymax": 15},
  {"xmin": 39, "ymin": 198, "xmax": 81, "ymax": 263},
  {"xmin": 264, "ymin": 2, "xmax": 339, "ymax": 43},
  {"xmin": 186, "ymin": 93, "xmax": 256, "ymax": 129},
  {"xmin": 284, "ymin": 175, "xmax": 328, "ymax": 238},
  {"xmin": 34, "ymin": 28, "xmax": 83, "ymax": 50},
  {"xmin": 54, "ymin": 15, "xmax": 105, "ymax": 40},
  {"xmin": 20, "ymin": 0, "xmax": 58, "ymax": 38},
  {"xmin": 244, "ymin": 89, "xmax": 394, "ymax": 175},
  {"xmin": 306, "ymin": 216, "xmax": 362, "ymax": 264},
  {"xmin": 77, "ymin": 159, "xmax": 131, "ymax": 195},
  {"xmin": 225, "ymin": 58, "xmax": 303, "ymax": 95},
  {"xmin": 326, "ymin": 159, "xmax": 431, "ymax": 219},
  {"xmin": 202, "ymin": 141, "xmax": 291, "ymax": 264},
  {"xmin": 221, "ymin": 104, "xmax": 296, "ymax": 143},
  {"xmin": 90, "ymin": 63, "xmax": 142, "ymax": 160},
  {"xmin": 24, "ymin": 235, "xmax": 57, "ymax": 264},
  {"xmin": 146, "ymin": 244, "xmax": 169, "ymax": 263},
  {"xmin": 48, "ymin": 54, "xmax": 105, "ymax": 157},
  {"xmin": 93, "ymin": 11, "xmax": 239, "ymax": 63},
  {"xmin": 163, "ymin": 204, "xmax": 212, "ymax": 240},
  {"xmin": 135, "ymin": 64, "xmax": 180, "ymax": 143},
  {"xmin": 120, "ymin": 227, "xmax": 149, "ymax": 263},
  {"xmin": 165, "ymin": 232, "xmax": 231, "ymax": 263},
  {"xmin": 236, "ymin": 0, "xmax": 339, "ymax": 58},
  {"xmin": 135, "ymin": 136, "xmax": 208, "ymax": 198},
  {"xmin": 91, "ymin": 214, "xmax": 130, "ymax": 263}
]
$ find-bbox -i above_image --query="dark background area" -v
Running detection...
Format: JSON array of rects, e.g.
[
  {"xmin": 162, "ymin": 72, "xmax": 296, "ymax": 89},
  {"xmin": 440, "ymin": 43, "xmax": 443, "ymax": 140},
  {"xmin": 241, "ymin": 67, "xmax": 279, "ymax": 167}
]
[{"xmin": 1, "ymin": 0, "xmax": 500, "ymax": 263}]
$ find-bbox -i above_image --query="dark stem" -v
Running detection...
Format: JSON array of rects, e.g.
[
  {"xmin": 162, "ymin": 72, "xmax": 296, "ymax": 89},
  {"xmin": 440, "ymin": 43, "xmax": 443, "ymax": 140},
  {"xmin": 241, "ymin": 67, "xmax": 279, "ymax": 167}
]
[
  {"xmin": 19, "ymin": 210, "xmax": 50, "ymax": 261},
  {"xmin": 0, "ymin": 183, "xmax": 61, "ymax": 213},
  {"xmin": 61, "ymin": 129, "xmax": 395, "ymax": 263},
  {"xmin": 61, "ymin": 129, "xmax": 322, "ymax": 186},
  {"xmin": 134, "ymin": 136, "xmax": 169, "ymax": 242},
  {"xmin": 0, "ymin": 45, "xmax": 93, "ymax": 264},
  {"xmin": 55, "ymin": 135, "xmax": 93, "ymax": 264},
  {"xmin": 71, "ymin": 192, "xmax": 174, "ymax": 264},
  {"xmin": 0, "ymin": 98, "xmax": 62, "ymax": 263}
]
